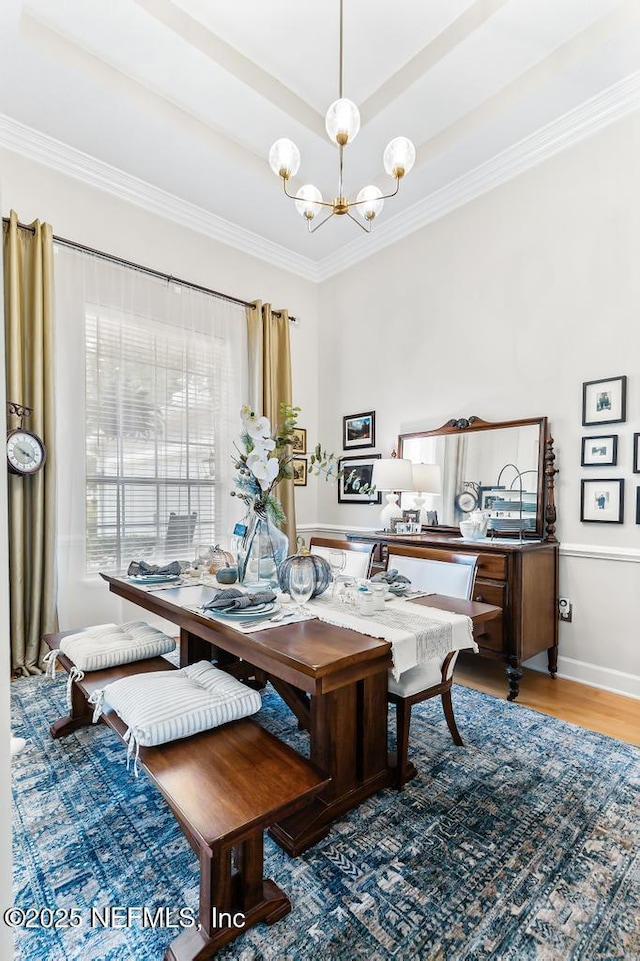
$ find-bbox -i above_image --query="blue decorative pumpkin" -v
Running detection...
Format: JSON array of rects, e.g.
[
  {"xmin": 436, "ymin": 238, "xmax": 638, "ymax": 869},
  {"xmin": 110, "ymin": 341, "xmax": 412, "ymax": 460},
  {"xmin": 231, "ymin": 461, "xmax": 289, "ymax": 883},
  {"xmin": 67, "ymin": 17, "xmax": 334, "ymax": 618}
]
[{"xmin": 278, "ymin": 551, "xmax": 331, "ymax": 598}]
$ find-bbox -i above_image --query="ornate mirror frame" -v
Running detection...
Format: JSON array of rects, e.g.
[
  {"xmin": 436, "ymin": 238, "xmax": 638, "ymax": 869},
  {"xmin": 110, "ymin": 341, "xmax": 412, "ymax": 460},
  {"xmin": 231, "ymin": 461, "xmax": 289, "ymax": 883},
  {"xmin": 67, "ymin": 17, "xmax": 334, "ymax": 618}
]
[{"xmin": 398, "ymin": 416, "xmax": 558, "ymax": 542}]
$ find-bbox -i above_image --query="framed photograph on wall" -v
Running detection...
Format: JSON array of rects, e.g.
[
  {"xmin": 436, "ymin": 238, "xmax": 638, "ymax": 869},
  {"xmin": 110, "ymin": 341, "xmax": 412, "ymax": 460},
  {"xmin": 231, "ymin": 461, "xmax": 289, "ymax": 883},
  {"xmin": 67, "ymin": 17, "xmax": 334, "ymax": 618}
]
[
  {"xmin": 634, "ymin": 433, "xmax": 640, "ymax": 474},
  {"xmin": 291, "ymin": 427, "xmax": 307, "ymax": 454},
  {"xmin": 292, "ymin": 457, "xmax": 307, "ymax": 486},
  {"xmin": 343, "ymin": 411, "xmax": 375, "ymax": 450},
  {"xmin": 637, "ymin": 487, "xmax": 640, "ymax": 524},
  {"xmin": 582, "ymin": 375, "xmax": 627, "ymax": 426},
  {"xmin": 581, "ymin": 434, "xmax": 618, "ymax": 467},
  {"xmin": 580, "ymin": 478, "xmax": 624, "ymax": 524},
  {"xmin": 338, "ymin": 453, "xmax": 381, "ymax": 504}
]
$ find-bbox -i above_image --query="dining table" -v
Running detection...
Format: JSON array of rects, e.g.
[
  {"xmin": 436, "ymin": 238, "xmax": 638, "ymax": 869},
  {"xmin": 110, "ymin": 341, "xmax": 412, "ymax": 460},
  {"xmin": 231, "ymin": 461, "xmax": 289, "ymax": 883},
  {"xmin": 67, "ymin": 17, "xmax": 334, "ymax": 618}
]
[{"xmin": 101, "ymin": 573, "xmax": 500, "ymax": 856}]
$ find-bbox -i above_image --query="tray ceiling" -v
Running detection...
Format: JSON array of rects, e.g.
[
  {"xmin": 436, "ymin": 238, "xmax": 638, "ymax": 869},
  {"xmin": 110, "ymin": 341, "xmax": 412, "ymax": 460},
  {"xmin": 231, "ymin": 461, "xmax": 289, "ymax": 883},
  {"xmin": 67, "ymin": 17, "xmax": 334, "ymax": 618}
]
[{"xmin": 0, "ymin": 0, "xmax": 639, "ymax": 280}]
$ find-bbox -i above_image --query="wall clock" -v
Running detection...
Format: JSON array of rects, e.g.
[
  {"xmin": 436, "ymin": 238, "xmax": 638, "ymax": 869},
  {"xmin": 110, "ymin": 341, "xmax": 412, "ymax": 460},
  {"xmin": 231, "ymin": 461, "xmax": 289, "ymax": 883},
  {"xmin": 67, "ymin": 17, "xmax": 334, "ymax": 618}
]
[
  {"xmin": 6, "ymin": 428, "xmax": 46, "ymax": 476},
  {"xmin": 455, "ymin": 481, "xmax": 481, "ymax": 513}
]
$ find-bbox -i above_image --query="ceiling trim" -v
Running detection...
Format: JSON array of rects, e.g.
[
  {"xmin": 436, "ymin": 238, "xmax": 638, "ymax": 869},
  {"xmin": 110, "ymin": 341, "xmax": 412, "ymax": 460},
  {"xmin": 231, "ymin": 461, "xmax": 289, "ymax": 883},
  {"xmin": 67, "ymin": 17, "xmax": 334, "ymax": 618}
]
[
  {"xmin": 1, "ymin": 70, "xmax": 638, "ymax": 286},
  {"xmin": 315, "ymin": 70, "xmax": 640, "ymax": 281},
  {"xmin": 0, "ymin": 113, "xmax": 320, "ymax": 282}
]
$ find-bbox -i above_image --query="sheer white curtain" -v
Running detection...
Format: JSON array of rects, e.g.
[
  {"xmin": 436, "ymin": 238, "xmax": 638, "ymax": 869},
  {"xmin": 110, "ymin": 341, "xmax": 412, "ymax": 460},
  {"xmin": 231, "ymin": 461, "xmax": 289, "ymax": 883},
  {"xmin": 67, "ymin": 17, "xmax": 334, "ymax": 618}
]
[{"xmin": 53, "ymin": 245, "xmax": 247, "ymax": 628}]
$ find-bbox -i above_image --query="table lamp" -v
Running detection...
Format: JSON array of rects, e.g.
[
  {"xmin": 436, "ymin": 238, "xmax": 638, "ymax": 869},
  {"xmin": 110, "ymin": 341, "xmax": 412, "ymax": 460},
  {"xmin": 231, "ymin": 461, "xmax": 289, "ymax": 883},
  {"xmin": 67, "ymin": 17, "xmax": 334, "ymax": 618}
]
[
  {"xmin": 411, "ymin": 463, "xmax": 441, "ymax": 526},
  {"xmin": 371, "ymin": 457, "xmax": 414, "ymax": 530}
]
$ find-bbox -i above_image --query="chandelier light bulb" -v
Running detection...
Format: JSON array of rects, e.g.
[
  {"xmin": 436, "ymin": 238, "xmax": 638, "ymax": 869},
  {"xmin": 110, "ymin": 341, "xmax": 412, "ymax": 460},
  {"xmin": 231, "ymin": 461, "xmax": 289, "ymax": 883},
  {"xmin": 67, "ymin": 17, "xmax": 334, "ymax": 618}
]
[
  {"xmin": 383, "ymin": 137, "xmax": 416, "ymax": 179},
  {"xmin": 356, "ymin": 185, "xmax": 384, "ymax": 221},
  {"xmin": 295, "ymin": 184, "xmax": 323, "ymax": 220},
  {"xmin": 269, "ymin": 138, "xmax": 301, "ymax": 179},
  {"xmin": 325, "ymin": 98, "xmax": 361, "ymax": 146}
]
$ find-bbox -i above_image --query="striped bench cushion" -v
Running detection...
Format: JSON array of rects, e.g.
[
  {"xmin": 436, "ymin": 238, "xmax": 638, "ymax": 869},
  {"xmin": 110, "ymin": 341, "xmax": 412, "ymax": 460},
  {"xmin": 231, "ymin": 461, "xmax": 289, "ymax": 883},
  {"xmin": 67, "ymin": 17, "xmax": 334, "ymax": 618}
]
[
  {"xmin": 46, "ymin": 621, "xmax": 176, "ymax": 673},
  {"xmin": 94, "ymin": 661, "xmax": 262, "ymax": 757}
]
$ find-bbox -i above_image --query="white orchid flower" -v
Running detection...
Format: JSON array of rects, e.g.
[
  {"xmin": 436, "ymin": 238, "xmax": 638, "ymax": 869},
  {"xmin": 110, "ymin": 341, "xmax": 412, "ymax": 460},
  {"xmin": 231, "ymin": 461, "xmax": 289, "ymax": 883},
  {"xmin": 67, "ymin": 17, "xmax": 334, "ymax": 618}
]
[
  {"xmin": 247, "ymin": 451, "xmax": 280, "ymax": 491},
  {"xmin": 251, "ymin": 436, "xmax": 276, "ymax": 454},
  {"xmin": 241, "ymin": 407, "xmax": 272, "ymax": 441}
]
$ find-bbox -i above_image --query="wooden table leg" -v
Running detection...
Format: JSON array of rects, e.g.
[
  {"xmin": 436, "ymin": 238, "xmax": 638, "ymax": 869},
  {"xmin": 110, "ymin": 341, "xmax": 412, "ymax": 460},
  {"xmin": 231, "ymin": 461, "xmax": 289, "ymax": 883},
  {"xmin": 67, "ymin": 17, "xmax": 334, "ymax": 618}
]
[{"xmin": 180, "ymin": 629, "xmax": 213, "ymax": 668}]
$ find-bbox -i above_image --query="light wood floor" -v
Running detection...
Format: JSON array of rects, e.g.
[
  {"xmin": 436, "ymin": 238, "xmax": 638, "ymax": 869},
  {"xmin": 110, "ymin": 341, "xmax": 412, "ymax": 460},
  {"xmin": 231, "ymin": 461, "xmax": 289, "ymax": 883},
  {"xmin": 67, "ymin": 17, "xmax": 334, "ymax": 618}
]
[{"xmin": 454, "ymin": 652, "xmax": 640, "ymax": 747}]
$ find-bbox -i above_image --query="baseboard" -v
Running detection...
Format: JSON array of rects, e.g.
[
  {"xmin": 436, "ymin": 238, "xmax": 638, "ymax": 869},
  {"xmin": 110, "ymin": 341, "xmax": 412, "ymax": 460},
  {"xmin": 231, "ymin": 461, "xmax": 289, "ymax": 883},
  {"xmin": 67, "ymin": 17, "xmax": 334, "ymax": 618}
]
[{"xmin": 525, "ymin": 653, "xmax": 640, "ymax": 700}]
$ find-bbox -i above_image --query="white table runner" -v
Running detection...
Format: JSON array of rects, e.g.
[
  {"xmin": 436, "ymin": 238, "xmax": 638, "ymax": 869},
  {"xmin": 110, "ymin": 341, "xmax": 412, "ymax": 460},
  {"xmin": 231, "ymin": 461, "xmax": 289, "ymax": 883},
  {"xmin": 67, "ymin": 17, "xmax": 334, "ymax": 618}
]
[{"xmin": 230, "ymin": 594, "xmax": 476, "ymax": 680}]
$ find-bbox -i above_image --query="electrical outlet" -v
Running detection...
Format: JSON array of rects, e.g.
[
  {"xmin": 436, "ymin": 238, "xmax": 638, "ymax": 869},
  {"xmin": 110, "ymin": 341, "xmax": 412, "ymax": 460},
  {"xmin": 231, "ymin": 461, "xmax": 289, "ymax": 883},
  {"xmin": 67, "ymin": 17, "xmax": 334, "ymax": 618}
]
[{"xmin": 558, "ymin": 597, "xmax": 572, "ymax": 622}]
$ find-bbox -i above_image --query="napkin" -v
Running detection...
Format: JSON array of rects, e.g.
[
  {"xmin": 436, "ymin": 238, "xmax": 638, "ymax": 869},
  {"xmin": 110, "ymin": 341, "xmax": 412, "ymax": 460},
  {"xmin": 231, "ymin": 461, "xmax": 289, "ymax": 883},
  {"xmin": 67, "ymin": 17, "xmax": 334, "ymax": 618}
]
[
  {"xmin": 127, "ymin": 560, "xmax": 181, "ymax": 577},
  {"xmin": 370, "ymin": 569, "xmax": 411, "ymax": 586},
  {"xmin": 202, "ymin": 588, "xmax": 276, "ymax": 612}
]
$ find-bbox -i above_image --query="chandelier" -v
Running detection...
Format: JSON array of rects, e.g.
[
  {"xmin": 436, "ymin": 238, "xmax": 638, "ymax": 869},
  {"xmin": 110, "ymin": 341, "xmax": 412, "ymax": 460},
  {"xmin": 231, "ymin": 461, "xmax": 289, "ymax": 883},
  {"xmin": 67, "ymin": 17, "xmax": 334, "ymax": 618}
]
[{"xmin": 268, "ymin": 0, "xmax": 416, "ymax": 233}]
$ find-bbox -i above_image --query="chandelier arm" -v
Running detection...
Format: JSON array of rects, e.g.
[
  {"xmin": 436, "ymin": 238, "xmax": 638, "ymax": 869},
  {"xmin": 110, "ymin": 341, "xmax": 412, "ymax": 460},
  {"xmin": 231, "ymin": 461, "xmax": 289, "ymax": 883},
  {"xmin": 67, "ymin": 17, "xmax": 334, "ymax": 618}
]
[
  {"xmin": 338, "ymin": 145, "xmax": 344, "ymax": 200},
  {"xmin": 346, "ymin": 210, "xmax": 371, "ymax": 233},
  {"xmin": 308, "ymin": 210, "xmax": 336, "ymax": 234},
  {"xmin": 281, "ymin": 178, "xmax": 335, "ymax": 209},
  {"xmin": 346, "ymin": 178, "xmax": 401, "ymax": 210}
]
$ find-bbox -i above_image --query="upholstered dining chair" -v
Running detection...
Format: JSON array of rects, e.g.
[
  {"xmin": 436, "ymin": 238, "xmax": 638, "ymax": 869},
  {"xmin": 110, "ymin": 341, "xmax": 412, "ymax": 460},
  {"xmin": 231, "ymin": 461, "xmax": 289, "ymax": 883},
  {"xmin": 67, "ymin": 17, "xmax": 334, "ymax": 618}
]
[
  {"xmin": 385, "ymin": 544, "xmax": 478, "ymax": 788},
  {"xmin": 309, "ymin": 536, "xmax": 376, "ymax": 580}
]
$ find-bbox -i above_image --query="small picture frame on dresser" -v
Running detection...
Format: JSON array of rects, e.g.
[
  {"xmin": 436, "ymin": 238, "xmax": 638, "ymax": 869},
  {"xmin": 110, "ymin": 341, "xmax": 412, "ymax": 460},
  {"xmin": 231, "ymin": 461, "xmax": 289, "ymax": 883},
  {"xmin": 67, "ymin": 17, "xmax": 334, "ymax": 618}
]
[
  {"xmin": 633, "ymin": 433, "xmax": 640, "ymax": 474},
  {"xmin": 582, "ymin": 375, "xmax": 627, "ymax": 426},
  {"xmin": 581, "ymin": 434, "xmax": 618, "ymax": 467},
  {"xmin": 580, "ymin": 478, "xmax": 624, "ymax": 524}
]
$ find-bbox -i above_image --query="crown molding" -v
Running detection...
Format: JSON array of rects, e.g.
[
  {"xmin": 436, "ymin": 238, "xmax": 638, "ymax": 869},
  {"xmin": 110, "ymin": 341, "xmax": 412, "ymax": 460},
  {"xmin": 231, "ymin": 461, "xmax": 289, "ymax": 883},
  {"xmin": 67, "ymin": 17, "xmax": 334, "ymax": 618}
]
[
  {"xmin": 0, "ymin": 114, "xmax": 321, "ymax": 283},
  {"xmin": 2, "ymin": 70, "xmax": 639, "ymax": 286},
  {"xmin": 315, "ymin": 71, "xmax": 640, "ymax": 281}
]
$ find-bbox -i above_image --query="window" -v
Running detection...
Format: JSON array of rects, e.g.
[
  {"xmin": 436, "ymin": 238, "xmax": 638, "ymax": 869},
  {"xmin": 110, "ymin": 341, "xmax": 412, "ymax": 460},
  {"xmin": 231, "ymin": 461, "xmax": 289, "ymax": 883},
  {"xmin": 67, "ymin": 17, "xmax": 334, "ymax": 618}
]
[{"xmin": 85, "ymin": 308, "xmax": 222, "ymax": 572}]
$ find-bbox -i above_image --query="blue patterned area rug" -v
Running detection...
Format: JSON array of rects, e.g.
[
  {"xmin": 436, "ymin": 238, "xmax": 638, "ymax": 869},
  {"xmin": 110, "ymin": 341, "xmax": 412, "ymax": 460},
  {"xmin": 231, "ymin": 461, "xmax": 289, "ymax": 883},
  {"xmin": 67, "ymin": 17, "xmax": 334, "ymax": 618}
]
[{"xmin": 11, "ymin": 672, "xmax": 640, "ymax": 961}]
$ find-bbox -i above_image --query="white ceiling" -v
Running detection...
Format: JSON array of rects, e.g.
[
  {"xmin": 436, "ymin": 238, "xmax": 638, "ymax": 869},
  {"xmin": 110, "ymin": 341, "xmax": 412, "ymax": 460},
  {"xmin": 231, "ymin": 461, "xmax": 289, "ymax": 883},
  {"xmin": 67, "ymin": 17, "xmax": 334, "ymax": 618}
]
[{"xmin": 1, "ymin": 0, "xmax": 639, "ymax": 280}]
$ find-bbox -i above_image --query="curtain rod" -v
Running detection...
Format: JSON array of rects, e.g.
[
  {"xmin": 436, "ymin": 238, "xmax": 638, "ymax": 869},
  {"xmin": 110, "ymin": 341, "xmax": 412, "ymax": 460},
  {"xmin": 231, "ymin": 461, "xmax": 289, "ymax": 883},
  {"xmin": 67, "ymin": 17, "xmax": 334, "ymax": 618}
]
[{"xmin": 3, "ymin": 216, "xmax": 255, "ymax": 310}]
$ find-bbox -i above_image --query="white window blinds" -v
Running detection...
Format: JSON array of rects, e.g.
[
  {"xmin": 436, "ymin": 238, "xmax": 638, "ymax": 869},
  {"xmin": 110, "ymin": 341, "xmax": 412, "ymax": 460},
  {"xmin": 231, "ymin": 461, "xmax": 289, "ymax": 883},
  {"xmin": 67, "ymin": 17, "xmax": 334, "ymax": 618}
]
[{"xmin": 53, "ymin": 245, "xmax": 247, "ymax": 593}]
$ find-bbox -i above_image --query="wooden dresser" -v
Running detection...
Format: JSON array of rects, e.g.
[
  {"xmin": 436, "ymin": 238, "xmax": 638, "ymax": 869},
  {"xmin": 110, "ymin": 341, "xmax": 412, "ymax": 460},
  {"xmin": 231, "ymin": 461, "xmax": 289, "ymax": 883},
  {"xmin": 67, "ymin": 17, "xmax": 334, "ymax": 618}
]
[{"xmin": 346, "ymin": 531, "xmax": 559, "ymax": 701}]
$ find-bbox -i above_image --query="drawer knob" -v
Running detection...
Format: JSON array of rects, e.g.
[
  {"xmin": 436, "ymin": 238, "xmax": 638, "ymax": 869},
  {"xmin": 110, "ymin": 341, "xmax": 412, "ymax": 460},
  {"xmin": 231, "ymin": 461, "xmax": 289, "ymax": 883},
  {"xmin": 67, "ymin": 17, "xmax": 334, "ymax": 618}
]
[{"xmin": 475, "ymin": 594, "xmax": 484, "ymax": 603}]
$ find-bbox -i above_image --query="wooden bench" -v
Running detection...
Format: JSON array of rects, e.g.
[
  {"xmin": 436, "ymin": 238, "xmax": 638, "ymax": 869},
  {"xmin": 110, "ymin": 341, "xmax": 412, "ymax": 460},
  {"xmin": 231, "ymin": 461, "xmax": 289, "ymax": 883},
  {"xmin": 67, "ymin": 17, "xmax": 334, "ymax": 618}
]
[{"xmin": 43, "ymin": 631, "xmax": 330, "ymax": 961}]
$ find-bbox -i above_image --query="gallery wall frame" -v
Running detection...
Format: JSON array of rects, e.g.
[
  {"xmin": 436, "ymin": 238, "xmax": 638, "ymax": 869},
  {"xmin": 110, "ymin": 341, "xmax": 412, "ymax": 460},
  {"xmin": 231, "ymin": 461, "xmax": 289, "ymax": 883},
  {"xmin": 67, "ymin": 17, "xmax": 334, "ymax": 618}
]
[
  {"xmin": 338, "ymin": 453, "xmax": 381, "ymax": 504},
  {"xmin": 582, "ymin": 375, "xmax": 626, "ymax": 427},
  {"xmin": 580, "ymin": 477, "xmax": 624, "ymax": 524},
  {"xmin": 633, "ymin": 433, "xmax": 640, "ymax": 474},
  {"xmin": 581, "ymin": 434, "xmax": 618, "ymax": 467},
  {"xmin": 292, "ymin": 457, "xmax": 307, "ymax": 486},
  {"xmin": 343, "ymin": 411, "xmax": 375, "ymax": 450}
]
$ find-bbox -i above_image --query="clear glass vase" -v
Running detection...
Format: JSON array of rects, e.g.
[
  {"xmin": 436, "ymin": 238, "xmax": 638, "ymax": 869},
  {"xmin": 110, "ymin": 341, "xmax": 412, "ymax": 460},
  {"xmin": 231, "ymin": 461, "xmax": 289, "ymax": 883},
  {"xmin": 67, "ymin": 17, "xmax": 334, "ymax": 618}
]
[{"xmin": 237, "ymin": 509, "xmax": 289, "ymax": 589}]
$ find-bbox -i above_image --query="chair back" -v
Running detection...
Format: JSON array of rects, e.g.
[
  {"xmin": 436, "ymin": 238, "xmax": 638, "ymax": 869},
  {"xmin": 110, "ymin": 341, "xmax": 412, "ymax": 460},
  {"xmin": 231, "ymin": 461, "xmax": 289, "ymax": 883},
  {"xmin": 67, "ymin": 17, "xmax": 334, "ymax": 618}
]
[
  {"xmin": 386, "ymin": 545, "xmax": 478, "ymax": 600},
  {"xmin": 165, "ymin": 512, "xmax": 197, "ymax": 555},
  {"xmin": 309, "ymin": 537, "xmax": 375, "ymax": 580}
]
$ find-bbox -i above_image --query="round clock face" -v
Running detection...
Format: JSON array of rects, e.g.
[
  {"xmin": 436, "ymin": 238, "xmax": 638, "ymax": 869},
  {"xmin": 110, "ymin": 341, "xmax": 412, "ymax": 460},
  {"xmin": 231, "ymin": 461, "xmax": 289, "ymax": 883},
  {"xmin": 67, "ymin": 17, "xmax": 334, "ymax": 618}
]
[
  {"xmin": 6, "ymin": 429, "xmax": 46, "ymax": 476},
  {"xmin": 455, "ymin": 490, "xmax": 478, "ymax": 513}
]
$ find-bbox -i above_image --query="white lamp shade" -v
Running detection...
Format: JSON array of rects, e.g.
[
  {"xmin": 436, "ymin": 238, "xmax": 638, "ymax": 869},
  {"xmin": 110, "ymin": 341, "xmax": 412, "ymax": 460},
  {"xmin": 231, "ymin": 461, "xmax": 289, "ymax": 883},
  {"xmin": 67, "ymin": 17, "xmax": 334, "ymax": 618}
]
[
  {"xmin": 269, "ymin": 138, "xmax": 301, "ymax": 179},
  {"xmin": 372, "ymin": 458, "xmax": 414, "ymax": 492},
  {"xmin": 411, "ymin": 463, "xmax": 441, "ymax": 494},
  {"xmin": 383, "ymin": 137, "xmax": 416, "ymax": 178},
  {"xmin": 325, "ymin": 98, "xmax": 361, "ymax": 145},
  {"xmin": 356, "ymin": 185, "xmax": 384, "ymax": 221},
  {"xmin": 295, "ymin": 184, "xmax": 323, "ymax": 219}
]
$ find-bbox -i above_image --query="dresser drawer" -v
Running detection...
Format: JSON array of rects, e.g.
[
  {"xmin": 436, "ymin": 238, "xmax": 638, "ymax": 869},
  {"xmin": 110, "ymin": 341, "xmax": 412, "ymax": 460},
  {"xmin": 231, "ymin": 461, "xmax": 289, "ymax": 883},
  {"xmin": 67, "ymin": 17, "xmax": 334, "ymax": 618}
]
[
  {"xmin": 472, "ymin": 579, "xmax": 506, "ymax": 608},
  {"xmin": 476, "ymin": 553, "xmax": 507, "ymax": 580}
]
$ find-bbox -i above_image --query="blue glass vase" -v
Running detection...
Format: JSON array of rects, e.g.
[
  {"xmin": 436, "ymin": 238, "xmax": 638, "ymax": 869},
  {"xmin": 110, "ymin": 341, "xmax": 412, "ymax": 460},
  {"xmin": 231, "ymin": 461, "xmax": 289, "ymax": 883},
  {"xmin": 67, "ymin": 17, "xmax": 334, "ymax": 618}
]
[{"xmin": 237, "ymin": 509, "xmax": 288, "ymax": 589}]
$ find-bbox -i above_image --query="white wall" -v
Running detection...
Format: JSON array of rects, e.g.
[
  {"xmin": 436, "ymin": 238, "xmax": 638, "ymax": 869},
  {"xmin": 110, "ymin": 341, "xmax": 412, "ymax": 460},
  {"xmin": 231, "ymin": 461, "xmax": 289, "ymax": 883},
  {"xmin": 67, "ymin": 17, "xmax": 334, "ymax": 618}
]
[
  {"xmin": 317, "ymin": 112, "xmax": 640, "ymax": 697},
  {"xmin": 0, "ymin": 150, "xmax": 321, "ymax": 628}
]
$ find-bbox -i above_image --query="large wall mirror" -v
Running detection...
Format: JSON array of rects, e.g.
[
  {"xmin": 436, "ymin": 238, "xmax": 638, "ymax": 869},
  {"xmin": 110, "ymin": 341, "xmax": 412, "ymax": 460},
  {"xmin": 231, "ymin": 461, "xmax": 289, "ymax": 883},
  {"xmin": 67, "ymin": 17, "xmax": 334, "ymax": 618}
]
[{"xmin": 398, "ymin": 416, "xmax": 550, "ymax": 539}]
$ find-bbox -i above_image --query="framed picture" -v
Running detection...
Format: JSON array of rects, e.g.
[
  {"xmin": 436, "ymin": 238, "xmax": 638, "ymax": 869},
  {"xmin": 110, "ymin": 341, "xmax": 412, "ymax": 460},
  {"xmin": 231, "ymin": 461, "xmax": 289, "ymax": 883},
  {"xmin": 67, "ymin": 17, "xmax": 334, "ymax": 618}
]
[
  {"xmin": 637, "ymin": 487, "xmax": 640, "ymax": 524},
  {"xmin": 581, "ymin": 434, "xmax": 618, "ymax": 467},
  {"xmin": 580, "ymin": 478, "xmax": 624, "ymax": 524},
  {"xmin": 402, "ymin": 509, "xmax": 421, "ymax": 526},
  {"xmin": 343, "ymin": 411, "xmax": 375, "ymax": 450},
  {"xmin": 390, "ymin": 517, "xmax": 420, "ymax": 534},
  {"xmin": 292, "ymin": 457, "xmax": 307, "ymax": 487},
  {"xmin": 582, "ymin": 376, "xmax": 627, "ymax": 426},
  {"xmin": 634, "ymin": 433, "xmax": 640, "ymax": 474},
  {"xmin": 291, "ymin": 427, "xmax": 307, "ymax": 454},
  {"xmin": 338, "ymin": 454, "xmax": 381, "ymax": 504}
]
